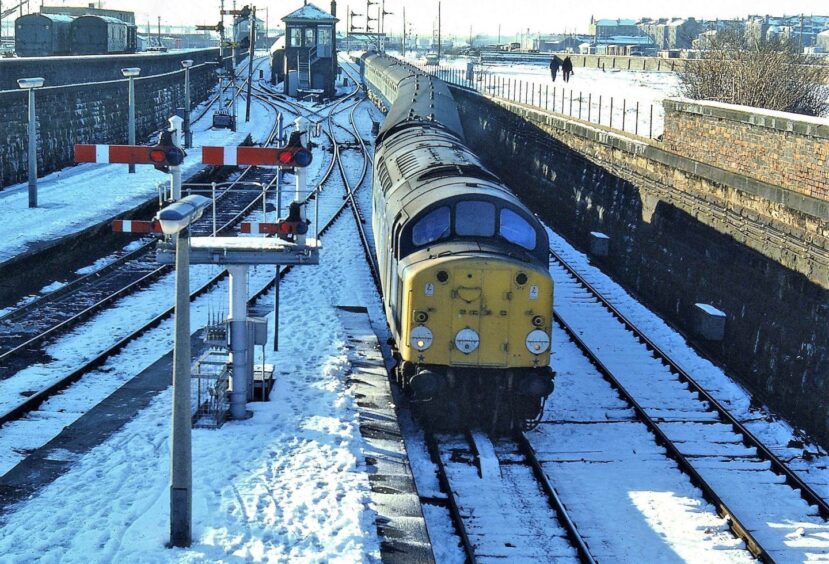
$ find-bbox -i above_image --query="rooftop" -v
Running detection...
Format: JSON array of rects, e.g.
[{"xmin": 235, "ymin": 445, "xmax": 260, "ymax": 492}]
[
  {"xmin": 595, "ymin": 18, "xmax": 638, "ymax": 27},
  {"xmin": 282, "ymin": 3, "xmax": 338, "ymax": 23}
]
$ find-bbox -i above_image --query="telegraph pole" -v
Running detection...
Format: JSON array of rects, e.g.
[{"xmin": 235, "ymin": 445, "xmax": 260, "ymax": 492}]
[
  {"xmin": 402, "ymin": 6, "xmax": 406, "ymax": 56},
  {"xmin": 219, "ymin": 0, "xmax": 225, "ymax": 66},
  {"xmin": 245, "ymin": 6, "xmax": 255, "ymax": 122},
  {"xmin": 437, "ymin": 1, "xmax": 441, "ymax": 62}
]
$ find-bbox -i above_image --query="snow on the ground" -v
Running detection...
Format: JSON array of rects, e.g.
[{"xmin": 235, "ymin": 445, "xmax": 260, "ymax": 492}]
[
  {"xmin": 0, "ymin": 82, "xmax": 385, "ymax": 561},
  {"xmin": 414, "ymin": 56, "xmax": 680, "ymax": 137},
  {"xmin": 0, "ymin": 82, "xmax": 273, "ymax": 269},
  {"xmin": 545, "ymin": 226, "xmax": 829, "ymax": 494},
  {"xmin": 0, "ymin": 95, "xmax": 328, "ymax": 475}
]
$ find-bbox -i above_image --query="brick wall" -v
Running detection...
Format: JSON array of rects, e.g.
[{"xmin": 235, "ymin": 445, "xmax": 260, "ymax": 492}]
[
  {"xmin": 451, "ymin": 86, "xmax": 829, "ymax": 445},
  {"xmin": 663, "ymin": 99, "xmax": 829, "ymax": 201},
  {"xmin": 0, "ymin": 62, "xmax": 218, "ymax": 189}
]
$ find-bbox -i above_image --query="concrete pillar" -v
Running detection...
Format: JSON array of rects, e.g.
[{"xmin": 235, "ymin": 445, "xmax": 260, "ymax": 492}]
[{"xmin": 228, "ymin": 264, "xmax": 250, "ymax": 419}]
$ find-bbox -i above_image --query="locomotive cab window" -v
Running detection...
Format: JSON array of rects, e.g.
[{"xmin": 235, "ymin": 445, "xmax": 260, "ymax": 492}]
[
  {"xmin": 455, "ymin": 201, "xmax": 495, "ymax": 237},
  {"xmin": 499, "ymin": 208, "xmax": 537, "ymax": 250},
  {"xmin": 412, "ymin": 206, "xmax": 450, "ymax": 246}
]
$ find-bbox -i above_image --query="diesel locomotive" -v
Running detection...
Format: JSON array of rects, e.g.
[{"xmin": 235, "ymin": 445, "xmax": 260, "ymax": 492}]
[{"xmin": 361, "ymin": 54, "xmax": 555, "ymax": 430}]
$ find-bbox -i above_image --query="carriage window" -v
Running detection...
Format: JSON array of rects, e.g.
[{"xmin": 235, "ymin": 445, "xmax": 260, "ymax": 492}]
[
  {"xmin": 412, "ymin": 206, "xmax": 450, "ymax": 246},
  {"xmin": 500, "ymin": 208, "xmax": 537, "ymax": 250},
  {"xmin": 456, "ymin": 201, "xmax": 495, "ymax": 236}
]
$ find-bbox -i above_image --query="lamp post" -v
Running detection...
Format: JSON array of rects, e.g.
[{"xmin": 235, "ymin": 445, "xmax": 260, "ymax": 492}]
[
  {"xmin": 181, "ymin": 60, "xmax": 193, "ymax": 148},
  {"xmin": 18, "ymin": 77, "xmax": 44, "ymax": 208},
  {"xmin": 121, "ymin": 67, "xmax": 141, "ymax": 173},
  {"xmin": 156, "ymin": 194, "xmax": 212, "ymax": 548}
]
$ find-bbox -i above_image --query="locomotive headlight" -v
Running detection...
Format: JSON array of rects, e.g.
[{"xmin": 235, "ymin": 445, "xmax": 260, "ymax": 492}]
[
  {"xmin": 525, "ymin": 329, "xmax": 550, "ymax": 354},
  {"xmin": 410, "ymin": 325, "xmax": 433, "ymax": 351},
  {"xmin": 455, "ymin": 328, "xmax": 480, "ymax": 354}
]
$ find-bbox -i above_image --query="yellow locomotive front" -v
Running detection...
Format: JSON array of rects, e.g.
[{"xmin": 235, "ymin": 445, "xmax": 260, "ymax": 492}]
[
  {"xmin": 392, "ymin": 246, "xmax": 555, "ymax": 430},
  {"xmin": 401, "ymin": 256, "xmax": 553, "ymax": 369}
]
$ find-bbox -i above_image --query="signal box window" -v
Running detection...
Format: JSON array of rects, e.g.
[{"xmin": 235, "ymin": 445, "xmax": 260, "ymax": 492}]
[
  {"xmin": 318, "ymin": 26, "xmax": 331, "ymax": 46},
  {"xmin": 413, "ymin": 206, "xmax": 450, "ymax": 246},
  {"xmin": 500, "ymin": 208, "xmax": 537, "ymax": 250},
  {"xmin": 289, "ymin": 28, "xmax": 301, "ymax": 47},
  {"xmin": 456, "ymin": 201, "xmax": 495, "ymax": 237},
  {"xmin": 304, "ymin": 28, "xmax": 316, "ymax": 46}
]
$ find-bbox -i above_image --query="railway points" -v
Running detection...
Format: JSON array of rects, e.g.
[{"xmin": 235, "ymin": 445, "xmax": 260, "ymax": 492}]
[{"xmin": 1, "ymin": 5, "xmax": 828, "ymax": 560}]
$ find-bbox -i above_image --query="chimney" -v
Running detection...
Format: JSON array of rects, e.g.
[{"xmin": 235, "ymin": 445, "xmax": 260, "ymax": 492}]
[{"xmin": 331, "ymin": 1, "xmax": 337, "ymax": 17}]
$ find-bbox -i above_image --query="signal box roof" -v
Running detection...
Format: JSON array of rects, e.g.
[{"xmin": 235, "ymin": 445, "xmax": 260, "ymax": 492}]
[{"xmin": 282, "ymin": 3, "xmax": 338, "ymax": 24}]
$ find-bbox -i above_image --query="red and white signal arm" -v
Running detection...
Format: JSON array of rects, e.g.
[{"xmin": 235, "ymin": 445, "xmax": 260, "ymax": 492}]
[
  {"xmin": 202, "ymin": 146, "xmax": 312, "ymax": 168},
  {"xmin": 74, "ymin": 144, "xmax": 186, "ymax": 167},
  {"xmin": 111, "ymin": 219, "xmax": 163, "ymax": 233}
]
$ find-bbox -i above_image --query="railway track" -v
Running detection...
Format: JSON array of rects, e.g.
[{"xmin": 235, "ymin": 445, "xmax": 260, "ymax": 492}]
[
  {"xmin": 424, "ymin": 429, "xmax": 594, "ymax": 563},
  {"xmin": 0, "ymin": 74, "xmax": 371, "ymax": 476},
  {"xmin": 542, "ymin": 240, "xmax": 829, "ymax": 561},
  {"xmin": 0, "ymin": 85, "xmax": 291, "ymax": 422},
  {"xmin": 0, "ymin": 59, "xmax": 277, "ymax": 376},
  {"xmin": 342, "ymin": 64, "xmax": 599, "ymax": 563}
]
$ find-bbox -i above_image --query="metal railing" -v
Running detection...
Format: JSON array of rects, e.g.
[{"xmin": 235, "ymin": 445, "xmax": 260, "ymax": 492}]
[{"xmin": 416, "ymin": 62, "xmax": 663, "ymax": 140}]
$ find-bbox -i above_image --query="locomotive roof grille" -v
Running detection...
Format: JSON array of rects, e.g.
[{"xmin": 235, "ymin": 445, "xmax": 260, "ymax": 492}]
[{"xmin": 416, "ymin": 165, "xmax": 499, "ymax": 184}]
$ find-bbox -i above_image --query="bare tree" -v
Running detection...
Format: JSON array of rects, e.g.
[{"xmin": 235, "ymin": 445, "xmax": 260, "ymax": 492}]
[{"xmin": 678, "ymin": 29, "xmax": 829, "ymax": 117}]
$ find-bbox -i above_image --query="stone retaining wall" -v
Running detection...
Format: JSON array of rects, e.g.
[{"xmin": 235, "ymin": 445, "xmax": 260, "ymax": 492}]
[
  {"xmin": 0, "ymin": 61, "xmax": 218, "ymax": 189},
  {"xmin": 451, "ymin": 85, "xmax": 829, "ymax": 445},
  {"xmin": 0, "ymin": 48, "xmax": 220, "ymax": 90}
]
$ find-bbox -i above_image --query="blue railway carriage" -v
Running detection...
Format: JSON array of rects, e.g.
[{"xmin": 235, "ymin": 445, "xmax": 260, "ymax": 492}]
[
  {"xmin": 70, "ymin": 15, "xmax": 131, "ymax": 55},
  {"xmin": 14, "ymin": 13, "xmax": 73, "ymax": 57}
]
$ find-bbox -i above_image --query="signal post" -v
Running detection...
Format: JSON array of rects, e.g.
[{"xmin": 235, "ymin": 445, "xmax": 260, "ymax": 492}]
[{"xmin": 75, "ymin": 124, "xmax": 319, "ymax": 548}]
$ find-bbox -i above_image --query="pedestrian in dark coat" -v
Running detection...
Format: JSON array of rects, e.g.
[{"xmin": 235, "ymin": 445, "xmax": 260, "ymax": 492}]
[
  {"xmin": 562, "ymin": 56, "xmax": 574, "ymax": 82},
  {"xmin": 549, "ymin": 55, "xmax": 562, "ymax": 81}
]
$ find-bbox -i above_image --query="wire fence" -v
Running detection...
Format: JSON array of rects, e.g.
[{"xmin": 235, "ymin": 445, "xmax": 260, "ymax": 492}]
[{"xmin": 415, "ymin": 63, "xmax": 664, "ymax": 140}]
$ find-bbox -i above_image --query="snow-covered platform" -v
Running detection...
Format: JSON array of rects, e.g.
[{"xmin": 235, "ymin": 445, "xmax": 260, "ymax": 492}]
[
  {"xmin": 0, "ymin": 332, "xmax": 202, "ymax": 510},
  {"xmin": 335, "ymin": 306, "xmax": 434, "ymax": 562}
]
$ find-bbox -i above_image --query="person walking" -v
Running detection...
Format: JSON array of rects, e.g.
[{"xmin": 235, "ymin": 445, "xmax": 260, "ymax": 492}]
[
  {"xmin": 562, "ymin": 56, "xmax": 574, "ymax": 83},
  {"xmin": 549, "ymin": 55, "xmax": 562, "ymax": 81}
]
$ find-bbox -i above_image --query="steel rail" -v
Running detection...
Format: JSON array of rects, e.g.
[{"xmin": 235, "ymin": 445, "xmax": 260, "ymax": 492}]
[
  {"xmin": 515, "ymin": 431, "xmax": 597, "ymax": 564},
  {"xmin": 0, "ymin": 96, "xmax": 284, "ymax": 369},
  {"xmin": 549, "ymin": 247, "xmax": 829, "ymax": 521},
  {"xmin": 553, "ymin": 312, "xmax": 772, "ymax": 562},
  {"xmin": 423, "ymin": 431, "xmax": 479, "ymax": 564},
  {"xmin": 0, "ymin": 76, "xmax": 360, "ymax": 429}
]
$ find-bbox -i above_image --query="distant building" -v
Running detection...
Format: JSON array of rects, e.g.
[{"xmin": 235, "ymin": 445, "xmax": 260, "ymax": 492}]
[
  {"xmin": 589, "ymin": 17, "xmax": 639, "ymax": 38},
  {"xmin": 817, "ymin": 29, "xmax": 829, "ymax": 51},
  {"xmin": 746, "ymin": 14, "xmax": 829, "ymax": 48},
  {"xmin": 524, "ymin": 34, "xmax": 585, "ymax": 52},
  {"xmin": 581, "ymin": 35, "xmax": 656, "ymax": 56},
  {"xmin": 639, "ymin": 18, "xmax": 700, "ymax": 49}
]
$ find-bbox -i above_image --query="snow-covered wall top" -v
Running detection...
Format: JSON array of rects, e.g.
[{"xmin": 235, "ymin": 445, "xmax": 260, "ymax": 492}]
[{"xmin": 662, "ymin": 97, "xmax": 829, "ymax": 203}]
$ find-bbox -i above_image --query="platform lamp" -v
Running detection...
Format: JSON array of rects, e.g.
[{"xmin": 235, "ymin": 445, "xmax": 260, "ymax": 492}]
[
  {"xmin": 156, "ymin": 194, "xmax": 211, "ymax": 548},
  {"xmin": 17, "ymin": 77, "xmax": 44, "ymax": 208},
  {"xmin": 181, "ymin": 60, "xmax": 193, "ymax": 148},
  {"xmin": 121, "ymin": 67, "xmax": 141, "ymax": 173}
]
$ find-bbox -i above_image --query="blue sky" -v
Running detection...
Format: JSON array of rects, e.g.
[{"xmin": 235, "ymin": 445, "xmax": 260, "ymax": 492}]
[{"xmin": 40, "ymin": 0, "xmax": 829, "ymax": 36}]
